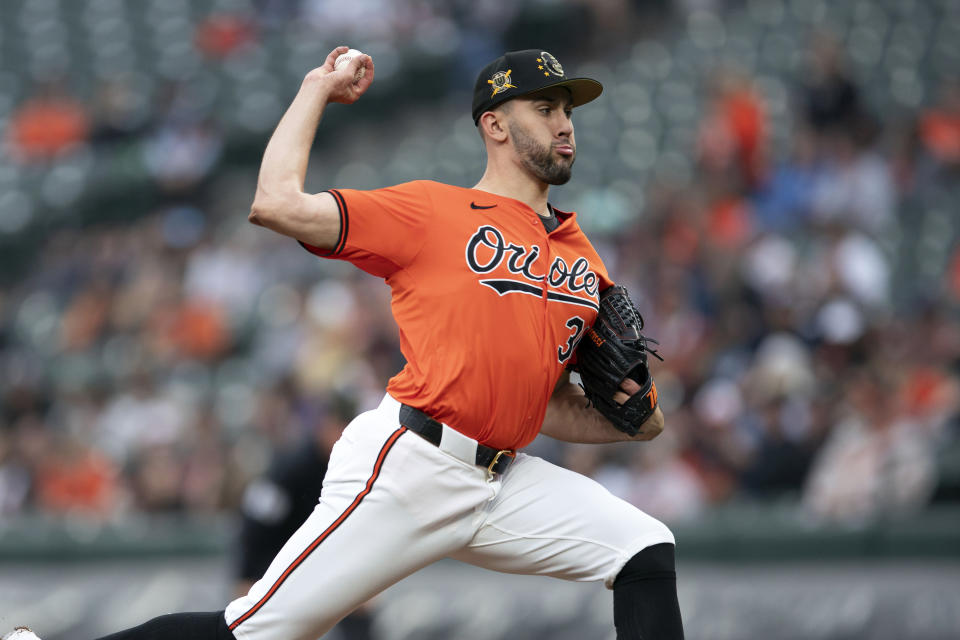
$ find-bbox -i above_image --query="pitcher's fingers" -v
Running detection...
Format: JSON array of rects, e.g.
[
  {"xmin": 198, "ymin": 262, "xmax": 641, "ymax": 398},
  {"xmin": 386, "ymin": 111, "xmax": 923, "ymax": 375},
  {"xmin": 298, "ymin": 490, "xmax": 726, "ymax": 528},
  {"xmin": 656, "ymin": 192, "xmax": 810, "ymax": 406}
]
[
  {"xmin": 323, "ymin": 46, "xmax": 350, "ymax": 71},
  {"xmin": 349, "ymin": 54, "xmax": 374, "ymax": 86},
  {"xmin": 355, "ymin": 55, "xmax": 375, "ymax": 88},
  {"xmin": 620, "ymin": 378, "xmax": 641, "ymax": 395}
]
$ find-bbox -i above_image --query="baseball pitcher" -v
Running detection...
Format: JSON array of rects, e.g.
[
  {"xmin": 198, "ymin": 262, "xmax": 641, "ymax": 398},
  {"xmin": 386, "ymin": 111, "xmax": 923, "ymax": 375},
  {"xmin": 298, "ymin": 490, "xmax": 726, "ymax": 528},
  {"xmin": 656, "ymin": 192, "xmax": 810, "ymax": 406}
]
[{"xmin": 6, "ymin": 47, "xmax": 683, "ymax": 640}]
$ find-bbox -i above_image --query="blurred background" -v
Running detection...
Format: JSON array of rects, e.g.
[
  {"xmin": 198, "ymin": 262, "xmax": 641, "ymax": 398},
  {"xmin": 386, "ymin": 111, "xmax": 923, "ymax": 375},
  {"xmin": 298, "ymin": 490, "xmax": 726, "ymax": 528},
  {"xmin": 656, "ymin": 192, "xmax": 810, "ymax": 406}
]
[{"xmin": 1, "ymin": 0, "xmax": 959, "ymax": 638}]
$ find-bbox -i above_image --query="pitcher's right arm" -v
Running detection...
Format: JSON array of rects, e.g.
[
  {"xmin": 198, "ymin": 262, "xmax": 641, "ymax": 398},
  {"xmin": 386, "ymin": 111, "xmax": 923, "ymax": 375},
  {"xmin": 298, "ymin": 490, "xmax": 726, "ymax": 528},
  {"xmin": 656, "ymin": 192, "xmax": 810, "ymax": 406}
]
[{"xmin": 248, "ymin": 46, "xmax": 374, "ymax": 250}]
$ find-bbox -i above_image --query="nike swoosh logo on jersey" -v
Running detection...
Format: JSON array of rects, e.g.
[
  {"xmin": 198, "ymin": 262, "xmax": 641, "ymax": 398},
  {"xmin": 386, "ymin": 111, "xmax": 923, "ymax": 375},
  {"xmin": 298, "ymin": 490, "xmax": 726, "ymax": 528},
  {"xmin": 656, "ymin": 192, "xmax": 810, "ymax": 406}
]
[{"xmin": 470, "ymin": 202, "xmax": 498, "ymax": 210}]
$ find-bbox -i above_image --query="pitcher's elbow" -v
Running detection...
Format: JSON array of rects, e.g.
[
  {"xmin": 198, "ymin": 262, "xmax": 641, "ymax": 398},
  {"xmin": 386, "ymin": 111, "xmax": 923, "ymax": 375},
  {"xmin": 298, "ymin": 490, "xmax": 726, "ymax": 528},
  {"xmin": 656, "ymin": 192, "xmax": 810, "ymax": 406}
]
[
  {"xmin": 248, "ymin": 204, "xmax": 267, "ymax": 226},
  {"xmin": 249, "ymin": 194, "xmax": 283, "ymax": 226}
]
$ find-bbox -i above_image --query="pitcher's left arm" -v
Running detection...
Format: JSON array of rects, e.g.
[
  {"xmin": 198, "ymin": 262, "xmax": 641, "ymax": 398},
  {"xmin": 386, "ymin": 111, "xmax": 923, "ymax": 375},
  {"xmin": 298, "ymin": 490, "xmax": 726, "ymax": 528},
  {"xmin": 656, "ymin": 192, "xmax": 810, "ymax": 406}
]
[{"xmin": 540, "ymin": 372, "xmax": 664, "ymax": 443}]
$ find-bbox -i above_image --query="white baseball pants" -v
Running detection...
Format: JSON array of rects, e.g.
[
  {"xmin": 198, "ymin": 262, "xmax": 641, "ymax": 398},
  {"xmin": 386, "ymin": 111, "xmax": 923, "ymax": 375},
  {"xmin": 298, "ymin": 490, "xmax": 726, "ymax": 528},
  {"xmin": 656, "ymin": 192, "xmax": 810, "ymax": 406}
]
[{"xmin": 225, "ymin": 394, "xmax": 674, "ymax": 640}]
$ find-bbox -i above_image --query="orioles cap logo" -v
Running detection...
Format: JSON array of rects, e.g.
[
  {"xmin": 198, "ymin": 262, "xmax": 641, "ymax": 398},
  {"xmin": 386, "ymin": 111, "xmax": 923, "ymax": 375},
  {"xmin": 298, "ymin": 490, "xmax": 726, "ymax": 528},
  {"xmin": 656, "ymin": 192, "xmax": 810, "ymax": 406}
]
[{"xmin": 488, "ymin": 69, "xmax": 517, "ymax": 97}]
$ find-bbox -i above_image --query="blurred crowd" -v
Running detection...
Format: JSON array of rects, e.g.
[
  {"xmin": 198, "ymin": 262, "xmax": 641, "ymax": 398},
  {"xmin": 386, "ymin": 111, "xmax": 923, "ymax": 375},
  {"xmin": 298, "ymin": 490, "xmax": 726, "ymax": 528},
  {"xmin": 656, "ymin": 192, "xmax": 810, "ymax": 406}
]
[
  {"xmin": 572, "ymin": 32, "xmax": 960, "ymax": 525},
  {"xmin": 0, "ymin": 0, "xmax": 669, "ymax": 242},
  {"xmin": 1, "ymin": 0, "xmax": 663, "ymax": 164},
  {"xmin": 2, "ymin": 0, "xmax": 960, "ymax": 531}
]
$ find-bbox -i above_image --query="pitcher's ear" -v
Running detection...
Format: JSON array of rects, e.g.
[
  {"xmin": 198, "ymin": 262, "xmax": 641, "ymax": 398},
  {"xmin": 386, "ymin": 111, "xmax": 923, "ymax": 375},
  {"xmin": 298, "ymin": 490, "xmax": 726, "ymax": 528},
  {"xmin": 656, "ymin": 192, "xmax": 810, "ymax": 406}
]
[{"xmin": 478, "ymin": 110, "xmax": 509, "ymax": 143}]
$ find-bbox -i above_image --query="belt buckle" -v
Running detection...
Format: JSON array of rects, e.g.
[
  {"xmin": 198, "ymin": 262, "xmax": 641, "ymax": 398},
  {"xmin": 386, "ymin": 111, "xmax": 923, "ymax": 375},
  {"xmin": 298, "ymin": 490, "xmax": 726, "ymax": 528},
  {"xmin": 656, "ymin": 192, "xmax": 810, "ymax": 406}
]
[{"xmin": 486, "ymin": 449, "xmax": 514, "ymax": 479}]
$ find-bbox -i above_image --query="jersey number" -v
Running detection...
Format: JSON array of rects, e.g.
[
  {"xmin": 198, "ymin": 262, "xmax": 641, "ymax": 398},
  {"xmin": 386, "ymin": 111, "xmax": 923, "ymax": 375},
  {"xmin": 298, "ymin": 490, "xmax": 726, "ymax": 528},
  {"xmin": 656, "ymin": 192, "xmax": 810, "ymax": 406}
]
[{"xmin": 557, "ymin": 316, "xmax": 586, "ymax": 363}]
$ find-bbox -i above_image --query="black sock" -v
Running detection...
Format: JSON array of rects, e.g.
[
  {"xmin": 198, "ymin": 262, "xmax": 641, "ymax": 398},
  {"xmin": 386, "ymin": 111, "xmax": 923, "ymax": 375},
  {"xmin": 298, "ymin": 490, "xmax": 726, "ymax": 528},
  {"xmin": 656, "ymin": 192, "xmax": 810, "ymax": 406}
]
[
  {"xmin": 613, "ymin": 543, "xmax": 685, "ymax": 640},
  {"xmin": 94, "ymin": 611, "xmax": 234, "ymax": 640}
]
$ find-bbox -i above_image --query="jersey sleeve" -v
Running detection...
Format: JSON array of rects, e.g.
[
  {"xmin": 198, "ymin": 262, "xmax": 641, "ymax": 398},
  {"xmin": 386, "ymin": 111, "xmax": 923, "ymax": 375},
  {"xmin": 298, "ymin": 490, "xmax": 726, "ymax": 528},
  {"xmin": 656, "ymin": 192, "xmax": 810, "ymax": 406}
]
[
  {"xmin": 300, "ymin": 181, "xmax": 433, "ymax": 277},
  {"xmin": 597, "ymin": 267, "xmax": 615, "ymax": 293}
]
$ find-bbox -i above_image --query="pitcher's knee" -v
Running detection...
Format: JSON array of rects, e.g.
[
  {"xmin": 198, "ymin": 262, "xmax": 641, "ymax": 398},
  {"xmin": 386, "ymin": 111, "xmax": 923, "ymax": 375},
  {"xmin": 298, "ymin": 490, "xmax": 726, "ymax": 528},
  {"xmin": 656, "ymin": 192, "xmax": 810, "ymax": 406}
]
[
  {"xmin": 626, "ymin": 513, "xmax": 675, "ymax": 549},
  {"xmin": 650, "ymin": 518, "xmax": 675, "ymax": 545}
]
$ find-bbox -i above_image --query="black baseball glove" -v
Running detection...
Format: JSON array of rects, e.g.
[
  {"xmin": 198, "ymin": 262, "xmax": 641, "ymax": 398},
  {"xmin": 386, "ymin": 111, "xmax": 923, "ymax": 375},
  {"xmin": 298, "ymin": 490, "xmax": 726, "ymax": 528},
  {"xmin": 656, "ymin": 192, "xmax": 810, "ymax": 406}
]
[{"xmin": 574, "ymin": 286, "xmax": 662, "ymax": 436}]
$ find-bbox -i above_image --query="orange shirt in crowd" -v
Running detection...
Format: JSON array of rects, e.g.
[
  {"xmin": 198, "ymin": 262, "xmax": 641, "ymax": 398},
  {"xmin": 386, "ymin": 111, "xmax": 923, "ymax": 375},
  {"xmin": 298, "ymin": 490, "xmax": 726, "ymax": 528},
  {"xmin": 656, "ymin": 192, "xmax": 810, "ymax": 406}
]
[
  {"xmin": 170, "ymin": 299, "xmax": 230, "ymax": 359},
  {"xmin": 195, "ymin": 14, "xmax": 256, "ymax": 59},
  {"xmin": 8, "ymin": 95, "xmax": 90, "ymax": 160},
  {"xmin": 36, "ymin": 449, "xmax": 117, "ymax": 516},
  {"xmin": 699, "ymin": 88, "xmax": 766, "ymax": 185},
  {"xmin": 920, "ymin": 110, "xmax": 960, "ymax": 163}
]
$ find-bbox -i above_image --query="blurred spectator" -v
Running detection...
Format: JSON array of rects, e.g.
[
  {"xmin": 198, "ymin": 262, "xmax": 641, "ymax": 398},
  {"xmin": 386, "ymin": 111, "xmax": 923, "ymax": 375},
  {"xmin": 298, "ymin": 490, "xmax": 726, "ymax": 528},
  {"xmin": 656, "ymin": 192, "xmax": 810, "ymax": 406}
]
[
  {"xmin": 90, "ymin": 75, "xmax": 153, "ymax": 144},
  {"xmin": 800, "ymin": 32, "xmax": 874, "ymax": 146},
  {"xmin": 142, "ymin": 118, "xmax": 223, "ymax": 193},
  {"xmin": 571, "ymin": 0, "xmax": 641, "ymax": 53},
  {"xmin": 918, "ymin": 78, "xmax": 960, "ymax": 171},
  {"xmin": 0, "ymin": 430, "xmax": 31, "ymax": 515},
  {"xmin": 35, "ymin": 433, "xmax": 119, "ymax": 518},
  {"xmin": 95, "ymin": 374, "xmax": 189, "ymax": 465},
  {"xmin": 181, "ymin": 409, "xmax": 231, "ymax": 512},
  {"xmin": 162, "ymin": 296, "xmax": 231, "ymax": 360},
  {"xmin": 143, "ymin": 82, "xmax": 224, "ymax": 194},
  {"xmin": 738, "ymin": 397, "xmax": 820, "ymax": 499},
  {"xmin": 5, "ymin": 80, "xmax": 91, "ymax": 162},
  {"xmin": 129, "ymin": 443, "xmax": 185, "ymax": 512},
  {"xmin": 698, "ymin": 66, "xmax": 767, "ymax": 191},
  {"xmin": 740, "ymin": 233, "xmax": 799, "ymax": 306},
  {"xmin": 252, "ymin": 0, "xmax": 302, "ymax": 28},
  {"xmin": 184, "ymin": 235, "xmax": 265, "ymax": 316},
  {"xmin": 803, "ymin": 370, "xmax": 939, "ymax": 524},
  {"xmin": 808, "ymin": 135, "xmax": 895, "ymax": 236},
  {"xmin": 304, "ymin": 0, "xmax": 407, "ymax": 45},
  {"xmin": 751, "ymin": 129, "xmax": 818, "ymax": 233},
  {"xmin": 686, "ymin": 379, "xmax": 748, "ymax": 504},
  {"xmin": 950, "ymin": 247, "xmax": 960, "ymax": 302},
  {"xmin": 195, "ymin": 13, "xmax": 258, "ymax": 60},
  {"xmin": 820, "ymin": 230, "xmax": 891, "ymax": 311},
  {"xmin": 702, "ymin": 178, "xmax": 754, "ymax": 253},
  {"xmin": 59, "ymin": 279, "xmax": 113, "ymax": 352}
]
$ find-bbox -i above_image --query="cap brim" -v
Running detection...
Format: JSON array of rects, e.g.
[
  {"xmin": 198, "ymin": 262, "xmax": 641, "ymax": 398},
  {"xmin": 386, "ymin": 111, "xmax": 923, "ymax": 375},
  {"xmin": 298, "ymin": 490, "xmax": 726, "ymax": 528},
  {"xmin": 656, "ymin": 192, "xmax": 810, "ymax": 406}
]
[
  {"xmin": 473, "ymin": 77, "xmax": 604, "ymax": 124},
  {"xmin": 528, "ymin": 77, "xmax": 604, "ymax": 108}
]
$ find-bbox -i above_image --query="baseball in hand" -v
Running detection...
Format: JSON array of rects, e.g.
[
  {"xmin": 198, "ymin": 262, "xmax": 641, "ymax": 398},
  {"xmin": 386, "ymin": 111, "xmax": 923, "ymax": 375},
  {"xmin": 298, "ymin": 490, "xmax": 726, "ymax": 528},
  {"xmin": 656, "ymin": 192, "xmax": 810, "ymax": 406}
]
[{"xmin": 334, "ymin": 48, "xmax": 367, "ymax": 81}]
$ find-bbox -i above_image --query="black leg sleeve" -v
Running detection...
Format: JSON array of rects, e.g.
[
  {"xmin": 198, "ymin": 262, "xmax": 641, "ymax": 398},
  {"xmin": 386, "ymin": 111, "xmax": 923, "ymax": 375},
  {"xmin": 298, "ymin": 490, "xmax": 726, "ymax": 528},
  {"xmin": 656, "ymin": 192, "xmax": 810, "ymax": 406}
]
[
  {"xmin": 93, "ymin": 611, "xmax": 234, "ymax": 640},
  {"xmin": 613, "ymin": 543, "xmax": 685, "ymax": 640}
]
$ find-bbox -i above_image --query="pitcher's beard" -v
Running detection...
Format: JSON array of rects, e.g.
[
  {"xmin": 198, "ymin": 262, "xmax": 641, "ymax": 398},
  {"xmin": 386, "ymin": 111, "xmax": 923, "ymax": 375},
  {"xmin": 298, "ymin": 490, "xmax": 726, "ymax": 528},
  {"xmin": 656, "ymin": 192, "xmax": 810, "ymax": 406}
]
[{"xmin": 509, "ymin": 122, "xmax": 574, "ymax": 185}]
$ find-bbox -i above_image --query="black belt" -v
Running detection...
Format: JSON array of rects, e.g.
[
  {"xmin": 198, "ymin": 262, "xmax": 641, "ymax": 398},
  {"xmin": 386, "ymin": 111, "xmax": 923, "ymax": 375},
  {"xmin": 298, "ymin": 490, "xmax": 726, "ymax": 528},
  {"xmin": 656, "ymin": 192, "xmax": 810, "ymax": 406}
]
[{"xmin": 398, "ymin": 404, "xmax": 515, "ymax": 475}]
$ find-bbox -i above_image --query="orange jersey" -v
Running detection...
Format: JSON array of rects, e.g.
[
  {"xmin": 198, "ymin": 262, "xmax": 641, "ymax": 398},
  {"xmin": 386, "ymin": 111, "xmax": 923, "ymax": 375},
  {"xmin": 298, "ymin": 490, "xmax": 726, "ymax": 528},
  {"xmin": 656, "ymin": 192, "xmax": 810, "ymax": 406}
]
[{"xmin": 302, "ymin": 180, "xmax": 613, "ymax": 450}]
